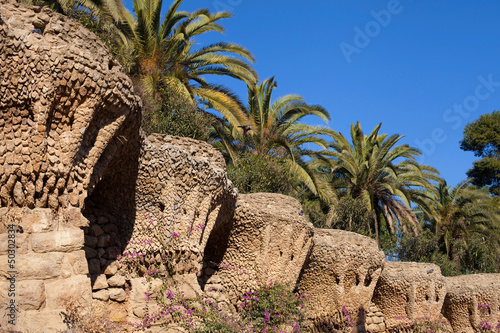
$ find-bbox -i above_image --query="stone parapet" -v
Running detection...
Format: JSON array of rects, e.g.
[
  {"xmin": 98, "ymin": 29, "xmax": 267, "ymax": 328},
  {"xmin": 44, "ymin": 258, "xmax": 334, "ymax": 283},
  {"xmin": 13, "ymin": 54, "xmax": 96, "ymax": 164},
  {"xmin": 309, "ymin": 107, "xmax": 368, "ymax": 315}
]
[
  {"xmin": 212, "ymin": 193, "xmax": 313, "ymax": 304},
  {"xmin": 0, "ymin": 207, "xmax": 91, "ymax": 331},
  {"xmin": 372, "ymin": 261, "xmax": 446, "ymax": 330},
  {"xmin": 296, "ymin": 228, "xmax": 385, "ymax": 329},
  {"xmin": 0, "ymin": 0, "xmax": 141, "ymax": 210},
  {"xmin": 442, "ymin": 274, "xmax": 500, "ymax": 333}
]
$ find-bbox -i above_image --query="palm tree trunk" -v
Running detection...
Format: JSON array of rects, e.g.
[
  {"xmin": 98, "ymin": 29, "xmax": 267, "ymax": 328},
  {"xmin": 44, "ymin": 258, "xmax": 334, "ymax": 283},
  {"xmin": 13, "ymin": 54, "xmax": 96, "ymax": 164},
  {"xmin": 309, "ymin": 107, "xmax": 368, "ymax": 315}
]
[{"xmin": 372, "ymin": 210, "xmax": 379, "ymax": 244}]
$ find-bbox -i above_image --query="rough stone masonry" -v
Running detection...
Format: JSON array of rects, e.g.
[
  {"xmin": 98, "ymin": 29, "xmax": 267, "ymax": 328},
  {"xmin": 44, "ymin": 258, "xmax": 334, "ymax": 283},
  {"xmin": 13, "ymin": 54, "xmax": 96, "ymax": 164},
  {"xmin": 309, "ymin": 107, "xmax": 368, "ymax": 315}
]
[{"xmin": 0, "ymin": 1, "xmax": 499, "ymax": 332}]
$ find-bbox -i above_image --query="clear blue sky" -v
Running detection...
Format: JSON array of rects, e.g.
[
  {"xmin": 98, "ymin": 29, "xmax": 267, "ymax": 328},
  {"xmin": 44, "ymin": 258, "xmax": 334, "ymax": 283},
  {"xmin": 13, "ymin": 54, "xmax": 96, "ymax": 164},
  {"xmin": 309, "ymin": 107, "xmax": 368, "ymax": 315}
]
[{"xmin": 124, "ymin": 0, "xmax": 500, "ymax": 188}]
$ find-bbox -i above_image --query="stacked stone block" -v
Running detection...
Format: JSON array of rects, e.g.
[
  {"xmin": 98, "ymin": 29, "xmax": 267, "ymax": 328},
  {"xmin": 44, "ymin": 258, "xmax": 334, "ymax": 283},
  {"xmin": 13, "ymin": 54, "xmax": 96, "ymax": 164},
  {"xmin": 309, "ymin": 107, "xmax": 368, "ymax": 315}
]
[
  {"xmin": 0, "ymin": 207, "xmax": 91, "ymax": 332},
  {"xmin": 365, "ymin": 302, "xmax": 386, "ymax": 332}
]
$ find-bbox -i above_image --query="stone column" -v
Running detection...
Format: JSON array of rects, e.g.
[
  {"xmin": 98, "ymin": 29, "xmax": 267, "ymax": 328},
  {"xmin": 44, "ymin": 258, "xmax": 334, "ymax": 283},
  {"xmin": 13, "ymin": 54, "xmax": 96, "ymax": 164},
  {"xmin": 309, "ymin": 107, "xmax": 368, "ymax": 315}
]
[{"xmin": 0, "ymin": 207, "xmax": 91, "ymax": 332}]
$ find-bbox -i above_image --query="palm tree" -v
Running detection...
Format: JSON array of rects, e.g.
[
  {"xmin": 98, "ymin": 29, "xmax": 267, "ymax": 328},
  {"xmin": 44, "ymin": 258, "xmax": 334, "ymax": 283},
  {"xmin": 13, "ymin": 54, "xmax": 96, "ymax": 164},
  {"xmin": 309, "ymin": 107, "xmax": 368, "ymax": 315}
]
[
  {"xmin": 212, "ymin": 77, "xmax": 336, "ymax": 202},
  {"xmin": 318, "ymin": 122, "xmax": 440, "ymax": 242},
  {"xmin": 419, "ymin": 181, "xmax": 500, "ymax": 260},
  {"xmin": 125, "ymin": 0, "xmax": 257, "ymax": 124}
]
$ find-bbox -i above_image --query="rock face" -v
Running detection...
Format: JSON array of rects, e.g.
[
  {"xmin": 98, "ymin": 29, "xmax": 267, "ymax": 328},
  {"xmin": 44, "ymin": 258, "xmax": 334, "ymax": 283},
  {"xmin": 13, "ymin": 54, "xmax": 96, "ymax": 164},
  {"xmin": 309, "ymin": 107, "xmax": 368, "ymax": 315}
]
[
  {"xmin": 81, "ymin": 135, "xmax": 236, "ymax": 323},
  {"xmin": 372, "ymin": 262, "xmax": 446, "ymax": 330},
  {"xmin": 296, "ymin": 228, "xmax": 385, "ymax": 325},
  {"xmin": 0, "ymin": 1, "xmax": 139, "ymax": 331},
  {"xmin": 443, "ymin": 274, "xmax": 500, "ymax": 333},
  {"xmin": 0, "ymin": 0, "xmax": 141, "ymax": 210},
  {"xmin": 2, "ymin": 1, "xmax": 500, "ymax": 332},
  {"xmin": 210, "ymin": 193, "xmax": 313, "ymax": 303},
  {"xmin": 0, "ymin": 207, "xmax": 92, "ymax": 332},
  {"xmin": 125, "ymin": 134, "xmax": 236, "ymax": 274}
]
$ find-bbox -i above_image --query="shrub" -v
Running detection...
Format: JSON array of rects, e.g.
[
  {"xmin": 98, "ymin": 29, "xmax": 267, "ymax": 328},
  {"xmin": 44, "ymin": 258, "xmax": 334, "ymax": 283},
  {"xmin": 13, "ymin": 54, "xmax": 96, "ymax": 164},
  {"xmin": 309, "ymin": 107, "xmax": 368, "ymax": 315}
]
[
  {"xmin": 227, "ymin": 153, "xmax": 297, "ymax": 196},
  {"xmin": 478, "ymin": 304, "xmax": 500, "ymax": 333},
  {"xmin": 60, "ymin": 296, "xmax": 124, "ymax": 333},
  {"xmin": 140, "ymin": 85, "xmax": 213, "ymax": 141},
  {"xmin": 63, "ymin": 217, "xmax": 309, "ymax": 333},
  {"xmin": 329, "ymin": 196, "xmax": 372, "ymax": 234},
  {"xmin": 240, "ymin": 282, "xmax": 305, "ymax": 332}
]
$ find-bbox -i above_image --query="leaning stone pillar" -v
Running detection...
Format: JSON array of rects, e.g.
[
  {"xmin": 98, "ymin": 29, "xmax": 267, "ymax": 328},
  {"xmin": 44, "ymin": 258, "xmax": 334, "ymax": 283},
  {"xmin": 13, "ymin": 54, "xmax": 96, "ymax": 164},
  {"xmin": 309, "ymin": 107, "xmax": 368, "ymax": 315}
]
[
  {"xmin": 212, "ymin": 193, "xmax": 314, "ymax": 304},
  {"xmin": 442, "ymin": 274, "xmax": 500, "ymax": 333},
  {"xmin": 372, "ymin": 262, "xmax": 447, "ymax": 331},
  {"xmin": 296, "ymin": 229, "xmax": 385, "ymax": 330}
]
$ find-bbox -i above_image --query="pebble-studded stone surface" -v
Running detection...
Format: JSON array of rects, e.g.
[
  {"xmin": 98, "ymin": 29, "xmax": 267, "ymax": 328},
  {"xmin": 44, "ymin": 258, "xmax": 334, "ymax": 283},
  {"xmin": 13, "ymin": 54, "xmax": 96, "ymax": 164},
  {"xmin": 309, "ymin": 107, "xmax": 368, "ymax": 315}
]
[
  {"xmin": 372, "ymin": 261, "xmax": 447, "ymax": 331},
  {"xmin": 0, "ymin": 0, "xmax": 141, "ymax": 210},
  {"xmin": 443, "ymin": 274, "xmax": 500, "ymax": 333},
  {"xmin": 0, "ymin": 207, "xmax": 91, "ymax": 332},
  {"xmin": 213, "ymin": 193, "xmax": 314, "ymax": 305},
  {"xmin": 296, "ymin": 228, "xmax": 385, "ymax": 322}
]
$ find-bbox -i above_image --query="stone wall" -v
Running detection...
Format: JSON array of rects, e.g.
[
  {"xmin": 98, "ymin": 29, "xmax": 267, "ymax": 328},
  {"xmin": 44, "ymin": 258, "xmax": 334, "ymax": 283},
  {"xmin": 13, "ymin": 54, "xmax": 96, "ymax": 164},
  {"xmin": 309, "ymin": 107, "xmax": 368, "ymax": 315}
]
[
  {"xmin": 372, "ymin": 262, "xmax": 447, "ymax": 331},
  {"xmin": 0, "ymin": 1, "xmax": 140, "ymax": 331},
  {"xmin": 212, "ymin": 193, "xmax": 313, "ymax": 304},
  {"xmin": 443, "ymin": 274, "xmax": 500, "ymax": 333},
  {"xmin": 0, "ymin": 0, "xmax": 140, "ymax": 210},
  {"xmin": 80, "ymin": 134, "xmax": 237, "ymax": 325},
  {"xmin": 0, "ymin": 207, "xmax": 91, "ymax": 332},
  {"xmin": 2, "ymin": 1, "xmax": 500, "ymax": 332},
  {"xmin": 296, "ymin": 228, "xmax": 385, "ymax": 329}
]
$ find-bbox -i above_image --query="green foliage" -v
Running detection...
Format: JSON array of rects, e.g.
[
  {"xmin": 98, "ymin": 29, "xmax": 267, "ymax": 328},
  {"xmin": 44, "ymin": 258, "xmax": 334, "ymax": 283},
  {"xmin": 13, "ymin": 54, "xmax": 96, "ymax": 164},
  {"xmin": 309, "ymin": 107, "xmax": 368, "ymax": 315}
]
[
  {"xmin": 394, "ymin": 228, "xmax": 439, "ymax": 262},
  {"xmin": 316, "ymin": 122, "xmax": 441, "ymax": 243},
  {"xmin": 125, "ymin": 0, "xmax": 256, "ymax": 121},
  {"xmin": 329, "ymin": 196, "xmax": 372, "ymax": 234},
  {"xmin": 20, "ymin": 0, "xmax": 130, "ymax": 24},
  {"xmin": 461, "ymin": 111, "xmax": 500, "ymax": 195},
  {"xmin": 213, "ymin": 77, "xmax": 335, "ymax": 203},
  {"xmin": 467, "ymin": 157, "xmax": 500, "ymax": 196},
  {"xmin": 241, "ymin": 283, "xmax": 304, "ymax": 332},
  {"xmin": 171, "ymin": 293, "xmax": 252, "ymax": 333},
  {"xmin": 226, "ymin": 153, "xmax": 297, "ymax": 195},
  {"xmin": 461, "ymin": 111, "xmax": 500, "ymax": 156},
  {"xmin": 425, "ymin": 182, "xmax": 500, "ymax": 264},
  {"xmin": 395, "ymin": 182, "xmax": 500, "ymax": 275},
  {"xmin": 140, "ymin": 84, "xmax": 212, "ymax": 140},
  {"xmin": 396, "ymin": 229, "xmax": 500, "ymax": 276},
  {"xmin": 189, "ymin": 310, "xmax": 248, "ymax": 333}
]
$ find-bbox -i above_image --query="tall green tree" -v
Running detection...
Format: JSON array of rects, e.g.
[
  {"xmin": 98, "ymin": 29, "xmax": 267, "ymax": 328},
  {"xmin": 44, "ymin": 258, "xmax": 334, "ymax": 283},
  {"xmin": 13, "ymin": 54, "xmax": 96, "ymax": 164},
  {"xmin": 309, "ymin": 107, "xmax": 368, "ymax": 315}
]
[
  {"xmin": 419, "ymin": 182, "xmax": 500, "ymax": 260},
  {"xmin": 125, "ymin": 0, "xmax": 257, "ymax": 125},
  {"xmin": 317, "ymin": 122, "xmax": 440, "ymax": 242},
  {"xmin": 213, "ymin": 77, "xmax": 336, "ymax": 203},
  {"xmin": 400, "ymin": 182, "xmax": 500, "ymax": 275},
  {"xmin": 460, "ymin": 111, "xmax": 500, "ymax": 195}
]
